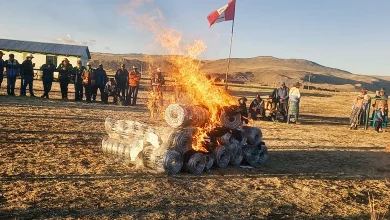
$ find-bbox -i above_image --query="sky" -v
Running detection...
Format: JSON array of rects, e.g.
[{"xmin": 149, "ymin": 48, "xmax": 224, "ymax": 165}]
[{"xmin": 0, "ymin": 0, "xmax": 389, "ymax": 76}]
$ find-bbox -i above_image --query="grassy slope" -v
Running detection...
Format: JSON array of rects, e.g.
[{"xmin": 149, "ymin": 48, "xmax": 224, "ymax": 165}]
[{"xmin": 90, "ymin": 53, "xmax": 390, "ymax": 92}]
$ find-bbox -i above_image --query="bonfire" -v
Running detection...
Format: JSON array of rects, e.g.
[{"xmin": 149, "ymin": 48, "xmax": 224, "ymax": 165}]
[
  {"xmin": 101, "ymin": 0, "xmax": 269, "ymax": 174},
  {"xmin": 101, "ymin": 51, "xmax": 269, "ymax": 174}
]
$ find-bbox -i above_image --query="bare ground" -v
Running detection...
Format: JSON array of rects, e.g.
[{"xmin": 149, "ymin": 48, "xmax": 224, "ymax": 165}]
[{"xmin": 0, "ymin": 80, "xmax": 389, "ymax": 219}]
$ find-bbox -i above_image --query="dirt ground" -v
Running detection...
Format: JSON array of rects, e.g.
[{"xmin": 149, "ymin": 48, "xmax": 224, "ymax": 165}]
[{"xmin": 0, "ymin": 79, "xmax": 389, "ymax": 219}]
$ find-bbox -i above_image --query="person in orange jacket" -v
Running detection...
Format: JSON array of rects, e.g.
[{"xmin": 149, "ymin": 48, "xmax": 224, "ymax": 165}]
[
  {"xmin": 83, "ymin": 63, "xmax": 96, "ymax": 103},
  {"xmin": 128, "ymin": 65, "xmax": 141, "ymax": 106}
]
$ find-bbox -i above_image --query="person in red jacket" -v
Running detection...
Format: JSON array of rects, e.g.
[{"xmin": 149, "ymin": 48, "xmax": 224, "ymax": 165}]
[{"xmin": 128, "ymin": 65, "xmax": 141, "ymax": 106}]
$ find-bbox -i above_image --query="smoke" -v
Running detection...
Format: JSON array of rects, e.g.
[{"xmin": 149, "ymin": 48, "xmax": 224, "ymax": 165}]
[
  {"xmin": 120, "ymin": 0, "xmax": 187, "ymax": 54},
  {"xmin": 121, "ymin": 0, "xmax": 236, "ymax": 152}
]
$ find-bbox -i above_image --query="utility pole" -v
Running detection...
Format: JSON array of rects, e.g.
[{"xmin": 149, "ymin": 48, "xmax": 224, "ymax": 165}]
[{"xmin": 308, "ymin": 73, "xmax": 312, "ymax": 90}]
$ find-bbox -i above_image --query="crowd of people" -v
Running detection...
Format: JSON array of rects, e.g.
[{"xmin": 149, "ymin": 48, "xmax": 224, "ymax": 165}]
[
  {"xmin": 238, "ymin": 82, "xmax": 302, "ymax": 124},
  {"xmin": 349, "ymin": 87, "xmax": 388, "ymax": 132},
  {"xmin": 0, "ymin": 51, "xmax": 147, "ymax": 105},
  {"xmin": 0, "ymin": 50, "xmax": 388, "ymax": 130}
]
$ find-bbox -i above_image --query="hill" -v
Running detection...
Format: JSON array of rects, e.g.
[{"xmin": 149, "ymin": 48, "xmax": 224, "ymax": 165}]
[{"xmin": 90, "ymin": 53, "xmax": 390, "ymax": 92}]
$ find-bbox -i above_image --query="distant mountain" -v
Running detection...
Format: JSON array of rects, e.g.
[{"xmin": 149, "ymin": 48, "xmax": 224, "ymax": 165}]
[{"xmin": 90, "ymin": 53, "xmax": 390, "ymax": 92}]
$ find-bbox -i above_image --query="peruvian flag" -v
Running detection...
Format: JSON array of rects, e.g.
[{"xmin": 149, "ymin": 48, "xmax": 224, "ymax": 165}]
[{"xmin": 207, "ymin": 0, "xmax": 236, "ymax": 27}]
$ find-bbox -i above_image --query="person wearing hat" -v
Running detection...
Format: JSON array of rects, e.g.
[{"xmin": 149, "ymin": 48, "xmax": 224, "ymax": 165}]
[
  {"xmin": 0, "ymin": 51, "xmax": 5, "ymax": 90},
  {"xmin": 273, "ymin": 82, "xmax": 289, "ymax": 122},
  {"xmin": 287, "ymin": 82, "xmax": 302, "ymax": 124},
  {"xmin": 150, "ymin": 67, "xmax": 166, "ymax": 114},
  {"xmin": 265, "ymin": 95, "xmax": 278, "ymax": 122},
  {"xmin": 151, "ymin": 67, "xmax": 165, "ymax": 92},
  {"xmin": 238, "ymin": 97, "xmax": 249, "ymax": 124},
  {"xmin": 115, "ymin": 64, "xmax": 129, "ymax": 100},
  {"xmin": 20, "ymin": 54, "xmax": 36, "ymax": 97},
  {"xmin": 94, "ymin": 63, "xmax": 108, "ymax": 103},
  {"xmin": 128, "ymin": 65, "xmax": 141, "ymax": 106},
  {"xmin": 249, "ymin": 95, "xmax": 265, "ymax": 120},
  {"xmin": 378, "ymin": 88, "xmax": 388, "ymax": 99},
  {"xmin": 57, "ymin": 58, "xmax": 73, "ymax": 100},
  {"xmin": 5, "ymin": 54, "xmax": 20, "ymax": 96},
  {"xmin": 82, "ymin": 62, "xmax": 96, "ymax": 103},
  {"xmin": 350, "ymin": 87, "xmax": 370, "ymax": 130},
  {"xmin": 72, "ymin": 60, "xmax": 86, "ymax": 101},
  {"xmin": 40, "ymin": 60, "xmax": 56, "ymax": 99}
]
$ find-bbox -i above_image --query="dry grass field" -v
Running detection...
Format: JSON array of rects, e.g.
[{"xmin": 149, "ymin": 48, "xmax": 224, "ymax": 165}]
[{"xmin": 0, "ymin": 79, "xmax": 389, "ymax": 219}]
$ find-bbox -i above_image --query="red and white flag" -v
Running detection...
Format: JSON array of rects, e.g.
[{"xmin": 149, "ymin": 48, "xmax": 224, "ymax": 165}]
[{"xmin": 207, "ymin": 0, "xmax": 236, "ymax": 27}]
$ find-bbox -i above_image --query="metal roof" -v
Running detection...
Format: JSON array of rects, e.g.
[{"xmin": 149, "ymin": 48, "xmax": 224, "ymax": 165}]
[{"xmin": 0, "ymin": 39, "xmax": 91, "ymax": 59}]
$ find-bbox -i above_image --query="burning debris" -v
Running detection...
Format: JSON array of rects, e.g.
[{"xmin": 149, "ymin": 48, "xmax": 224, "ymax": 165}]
[
  {"xmin": 101, "ymin": 103, "xmax": 269, "ymax": 175},
  {"xmin": 164, "ymin": 104, "xmax": 209, "ymax": 128},
  {"xmin": 101, "ymin": 0, "xmax": 269, "ymax": 175}
]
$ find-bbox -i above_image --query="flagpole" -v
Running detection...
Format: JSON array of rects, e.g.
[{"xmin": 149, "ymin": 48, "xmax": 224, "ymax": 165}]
[{"xmin": 224, "ymin": 11, "xmax": 235, "ymax": 91}]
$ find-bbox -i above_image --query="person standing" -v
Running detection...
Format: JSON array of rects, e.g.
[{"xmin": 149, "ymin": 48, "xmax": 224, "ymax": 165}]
[
  {"xmin": 5, "ymin": 54, "xmax": 20, "ymax": 96},
  {"xmin": 83, "ymin": 63, "xmax": 96, "ymax": 103},
  {"xmin": 72, "ymin": 60, "xmax": 86, "ymax": 101},
  {"xmin": 20, "ymin": 54, "xmax": 36, "ymax": 97},
  {"xmin": 359, "ymin": 87, "xmax": 370, "ymax": 125},
  {"xmin": 40, "ymin": 60, "xmax": 56, "ymax": 98},
  {"xmin": 57, "ymin": 58, "xmax": 73, "ymax": 100},
  {"xmin": 287, "ymin": 82, "xmax": 302, "ymax": 124},
  {"xmin": 128, "ymin": 65, "xmax": 141, "ymax": 106},
  {"xmin": 274, "ymin": 82, "xmax": 289, "ymax": 122},
  {"xmin": 0, "ymin": 51, "xmax": 5, "ymax": 90},
  {"xmin": 115, "ymin": 64, "xmax": 129, "ymax": 100},
  {"xmin": 94, "ymin": 64, "xmax": 107, "ymax": 103},
  {"xmin": 150, "ymin": 68, "xmax": 165, "ymax": 114},
  {"xmin": 238, "ymin": 97, "xmax": 249, "ymax": 124}
]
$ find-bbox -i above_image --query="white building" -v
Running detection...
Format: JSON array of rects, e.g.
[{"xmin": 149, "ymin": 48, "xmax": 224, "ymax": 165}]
[{"xmin": 0, "ymin": 38, "xmax": 91, "ymax": 68}]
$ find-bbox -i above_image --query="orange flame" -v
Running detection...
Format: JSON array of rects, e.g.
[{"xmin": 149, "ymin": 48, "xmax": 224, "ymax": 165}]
[{"xmin": 122, "ymin": 0, "xmax": 238, "ymax": 152}]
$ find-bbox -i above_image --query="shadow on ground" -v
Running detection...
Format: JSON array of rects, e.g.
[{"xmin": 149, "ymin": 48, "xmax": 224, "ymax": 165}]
[
  {"xmin": 0, "ymin": 95, "xmax": 148, "ymax": 112},
  {"xmin": 1, "ymin": 149, "xmax": 389, "ymax": 184},
  {"xmin": 299, "ymin": 114, "xmax": 350, "ymax": 125},
  {"xmin": 0, "ymin": 203, "xmax": 378, "ymax": 220}
]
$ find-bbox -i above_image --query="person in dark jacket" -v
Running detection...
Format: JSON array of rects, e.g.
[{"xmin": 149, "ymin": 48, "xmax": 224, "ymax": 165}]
[
  {"xmin": 83, "ymin": 63, "xmax": 96, "ymax": 103},
  {"xmin": 104, "ymin": 78, "xmax": 120, "ymax": 105},
  {"xmin": 93, "ymin": 64, "xmax": 108, "ymax": 102},
  {"xmin": 57, "ymin": 58, "xmax": 73, "ymax": 100},
  {"xmin": 0, "ymin": 51, "xmax": 5, "ymax": 89},
  {"xmin": 273, "ymin": 82, "xmax": 289, "ymax": 121},
  {"xmin": 238, "ymin": 97, "xmax": 249, "ymax": 124},
  {"xmin": 40, "ymin": 60, "xmax": 56, "ymax": 99},
  {"xmin": 20, "ymin": 54, "xmax": 36, "ymax": 97},
  {"xmin": 5, "ymin": 54, "xmax": 19, "ymax": 96},
  {"xmin": 115, "ymin": 64, "xmax": 128, "ymax": 99},
  {"xmin": 374, "ymin": 108, "xmax": 384, "ymax": 133},
  {"xmin": 249, "ymin": 95, "xmax": 265, "ymax": 120},
  {"xmin": 72, "ymin": 60, "xmax": 86, "ymax": 101}
]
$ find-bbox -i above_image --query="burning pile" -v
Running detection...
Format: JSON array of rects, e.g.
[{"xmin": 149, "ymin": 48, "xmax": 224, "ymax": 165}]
[
  {"xmin": 163, "ymin": 103, "xmax": 269, "ymax": 174},
  {"xmin": 102, "ymin": 0, "xmax": 269, "ymax": 175},
  {"xmin": 101, "ymin": 103, "xmax": 269, "ymax": 175}
]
